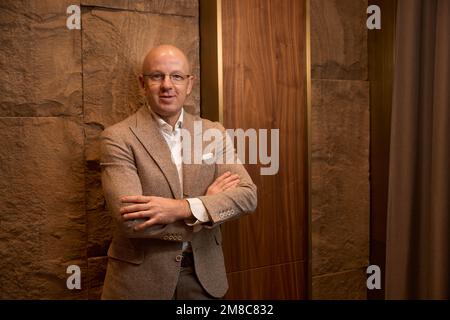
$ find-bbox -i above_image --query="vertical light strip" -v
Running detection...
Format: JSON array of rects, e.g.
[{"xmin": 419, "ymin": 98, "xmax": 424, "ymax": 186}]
[
  {"xmin": 305, "ymin": 0, "xmax": 313, "ymax": 300},
  {"xmin": 217, "ymin": 0, "xmax": 224, "ymax": 124}
]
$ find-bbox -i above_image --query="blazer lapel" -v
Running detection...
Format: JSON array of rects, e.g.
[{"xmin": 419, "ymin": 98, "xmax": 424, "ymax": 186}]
[{"xmin": 129, "ymin": 106, "xmax": 182, "ymax": 199}]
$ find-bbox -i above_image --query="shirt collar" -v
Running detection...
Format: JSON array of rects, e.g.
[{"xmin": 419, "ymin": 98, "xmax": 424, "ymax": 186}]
[{"xmin": 147, "ymin": 103, "xmax": 184, "ymax": 133}]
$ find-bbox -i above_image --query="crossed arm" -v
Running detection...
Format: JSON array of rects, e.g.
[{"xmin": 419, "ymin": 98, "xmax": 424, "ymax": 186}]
[
  {"xmin": 100, "ymin": 125, "xmax": 257, "ymax": 241},
  {"xmin": 119, "ymin": 171, "xmax": 240, "ymax": 232}
]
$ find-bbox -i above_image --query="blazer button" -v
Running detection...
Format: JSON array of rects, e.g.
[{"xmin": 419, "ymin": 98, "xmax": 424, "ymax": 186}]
[{"xmin": 175, "ymin": 254, "xmax": 182, "ymax": 262}]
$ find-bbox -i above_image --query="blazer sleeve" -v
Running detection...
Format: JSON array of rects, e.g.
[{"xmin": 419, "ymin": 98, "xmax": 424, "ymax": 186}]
[
  {"xmin": 197, "ymin": 122, "xmax": 258, "ymax": 227},
  {"xmin": 100, "ymin": 127, "xmax": 193, "ymax": 241}
]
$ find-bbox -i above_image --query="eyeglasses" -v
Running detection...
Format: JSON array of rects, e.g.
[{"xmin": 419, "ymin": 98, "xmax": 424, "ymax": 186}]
[{"xmin": 143, "ymin": 72, "xmax": 192, "ymax": 85}]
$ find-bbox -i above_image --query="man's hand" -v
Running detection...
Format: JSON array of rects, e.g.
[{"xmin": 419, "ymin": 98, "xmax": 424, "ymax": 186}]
[
  {"xmin": 206, "ymin": 171, "xmax": 240, "ymax": 195},
  {"xmin": 120, "ymin": 196, "xmax": 191, "ymax": 231},
  {"xmin": 119, "ymin": 171, "xmax": 240, "ymax": 232}
]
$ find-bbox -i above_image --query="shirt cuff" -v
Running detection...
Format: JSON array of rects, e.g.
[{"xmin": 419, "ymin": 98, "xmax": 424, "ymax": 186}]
[{"xmin": 185, "ymin": 198, "xmax": 210, "ymax": 226}]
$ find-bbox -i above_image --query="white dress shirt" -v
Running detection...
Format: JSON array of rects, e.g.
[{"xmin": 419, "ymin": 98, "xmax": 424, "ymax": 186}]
[{"xmin": 150, "ymin": 107, "xmax": 210, "ymax": 249}]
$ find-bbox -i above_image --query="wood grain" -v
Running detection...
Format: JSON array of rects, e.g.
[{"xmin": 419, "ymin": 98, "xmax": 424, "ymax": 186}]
[
  {"xmin": 220, "ymin": 0, "xmax": 308, "ymax": 299},
  {"xmin": 226, "ymin": 261, "xmax": 307, "ymax": 299}
]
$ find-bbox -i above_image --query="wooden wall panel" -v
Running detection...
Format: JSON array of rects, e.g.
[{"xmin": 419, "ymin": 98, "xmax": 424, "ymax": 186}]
[
  {"xmin": 220, "ymin": 0, "xmax": 308, "ymax": 299},
  {"xmin": 227, "ymin": 261, "xmax": 307, "ymax": 300}
]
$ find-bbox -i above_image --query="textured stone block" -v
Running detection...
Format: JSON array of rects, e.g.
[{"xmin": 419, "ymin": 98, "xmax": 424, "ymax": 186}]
[
  {"xmin": 0, "ymin": 258, "xmax": 88, "ymax": 299},
  {"xmin": 0, "ymin": 0, "xmax": 82, "ymax": 117},
  {"xmin": 0, "ymin": 117, "xmax": 87, "ymax": 298},
  {"xmin": 82, "ymin": 4, "xmax": 200, "ymax": 262},
  {"xmin": 311, "ymin": 0, "xmax": 368, "ymax": 80},
  {"xmin": 81, "ymin": 0, "xmax": 198, "ymax": 17},
  {"xmin": 312, "ymin": 268, "xmax": 367, "ymax": 300},
  {"xmin": 82, "ymin": 7, "xmax": 200, "ymax": 129},
  {"xmin": 87, "ymin": 256, "xmax": 108, "ymax": 299},
  {"xmin": 87, "ymin": 214, "xmax": 112, "ymax": 258},
  {"xmin": 84, "ymin": 122, "xmax": 104, "ymax": 163},
  {"xmin": 84, "ymin": 121, "xmax": 112, "ymax": 257},
  {"xmin": 86, "ymin": 166, "xmax": 113, "ymax": 258},
  {"xmin": 311, "ymin": 80, "xmax": 370, "ymax": 276},
  {"xmin": 35, "ymin": 258, "xmax": 88, "ymax": 300},
  {"xmin": 0, "ymin": 0, "xmax": 200, "ymax": 300},
  {"xmin": 81, "ymin": 5, "xmax": 201, "ymax": 260}
]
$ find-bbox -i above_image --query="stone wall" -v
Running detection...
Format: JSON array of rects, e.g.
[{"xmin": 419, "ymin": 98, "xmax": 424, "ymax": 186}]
[
  {"xmin": 0, "ymin": 0, "xmax": 199, "ymax": 299},
  {"xmin": 310, "ymin": 0, "xmax": 370, "ymax": 299}
]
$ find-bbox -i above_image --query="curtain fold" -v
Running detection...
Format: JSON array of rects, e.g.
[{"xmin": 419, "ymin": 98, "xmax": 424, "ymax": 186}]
[{"xmin": 386, "ymin": 0, "xmax": 449, "ymax": 299}]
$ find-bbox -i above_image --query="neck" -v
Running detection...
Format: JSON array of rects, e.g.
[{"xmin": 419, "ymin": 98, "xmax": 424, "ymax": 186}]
[{"xmin": 158, "ymin": 109, "xmax": 182, "ymax": 128}]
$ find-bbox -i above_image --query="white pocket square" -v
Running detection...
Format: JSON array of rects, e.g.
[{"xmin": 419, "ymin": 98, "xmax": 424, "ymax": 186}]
[{"xmin": 202, "ymin": 152, "xmax": 214, "ymax": 160}]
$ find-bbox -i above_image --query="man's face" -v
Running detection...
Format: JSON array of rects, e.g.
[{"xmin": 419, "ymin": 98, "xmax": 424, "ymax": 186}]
[{"xmin": 140, "ymin": 52, "xmax": 193, "ymax": 119}]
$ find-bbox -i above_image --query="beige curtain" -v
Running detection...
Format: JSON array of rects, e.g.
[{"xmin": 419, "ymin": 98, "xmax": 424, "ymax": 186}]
[{"xmin": 386, "ymin": 0, "xmax": 449, "ymax": 299}]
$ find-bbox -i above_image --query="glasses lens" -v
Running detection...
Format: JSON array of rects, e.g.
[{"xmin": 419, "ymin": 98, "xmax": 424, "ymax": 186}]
[
  {"xmin": 149, "ymin": 73, "xmax": 164, "ymax": 82},
  {"xmin": 170, "ymin": 74, "xmax": 186, "ymax": 82}
]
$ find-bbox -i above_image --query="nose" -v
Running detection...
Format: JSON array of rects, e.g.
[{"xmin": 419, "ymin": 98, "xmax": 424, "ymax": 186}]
[{"xmin": 160, "ymin": 74, "xmax": 173, "ymax": 90}]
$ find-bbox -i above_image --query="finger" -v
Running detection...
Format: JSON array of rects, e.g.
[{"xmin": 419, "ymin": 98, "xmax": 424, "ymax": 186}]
[
  {"xmin": 120, "ymin": 203, "xmax": 150, "ymax": 214},
  {"xmin": 223, "ymin": 179, "xmax": 240, "ymax": 191},
  {"xmin": 214, "ymin": 171, "xmax": 232, "ymax": 183},
  {"xmin": 210, "ymin": 172, "xmax": 233, "ymax": 191},
  {"xmin": 120, "ymin": 195, "xmax": 152, "ymax": 203},
  {"xmin": 122, "ymin": 210, "xmax": 152, "ymax": 221},
  {"xmin": 227, "ymin": 178, "xmax": 240, "ymax": 186},
  {"xmin": 217, "ymin": 174, "xmax": 239, "ymax": 188},
  {"xmin": 208, "ymin": 180, "xmax": 218, "ymax": 188},
  {"xmin": 220, "ymin": 174, "xmax": 240, "ymax": 185}
]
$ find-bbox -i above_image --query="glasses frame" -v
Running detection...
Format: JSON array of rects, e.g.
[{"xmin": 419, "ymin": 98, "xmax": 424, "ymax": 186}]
[{"xmin": 142, "ymin": 72, "xmax": 193, "ymax": 85}]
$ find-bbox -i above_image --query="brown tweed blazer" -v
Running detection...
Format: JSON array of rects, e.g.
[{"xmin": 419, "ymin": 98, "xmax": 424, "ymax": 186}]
[{"xmin": 99, "ymin": 106, "xmax": 257, "ymax": 299}]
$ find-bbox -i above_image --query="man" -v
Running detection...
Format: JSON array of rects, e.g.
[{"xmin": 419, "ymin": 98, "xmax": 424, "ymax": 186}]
[{"xmin": 100, "ymin": 44, "xmax": 257, "ymax": 299}]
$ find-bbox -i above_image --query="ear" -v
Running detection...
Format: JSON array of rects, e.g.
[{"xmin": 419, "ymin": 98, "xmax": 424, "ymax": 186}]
[
  {"xmin": 139, "ymin": 74, "xmax": 145, "ymax": 89},
  {"xmin": 186, "ymin": 75, "xmax": 195, "ymax": 95}
]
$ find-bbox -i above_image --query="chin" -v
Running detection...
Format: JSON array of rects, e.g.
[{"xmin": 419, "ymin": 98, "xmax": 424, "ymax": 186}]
[{"xmin": 154, "ymin": 105, "xmax": 181, "ymax": 117}]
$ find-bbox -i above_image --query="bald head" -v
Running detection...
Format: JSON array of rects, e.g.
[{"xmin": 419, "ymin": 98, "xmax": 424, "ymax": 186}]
[
  {"xmin": 139, "ymin": 44, "xmax": 194, "ymax": 127},
  {"xmin": 142, "ymin": 44, "xmax": 190, "ymax": 75}
]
